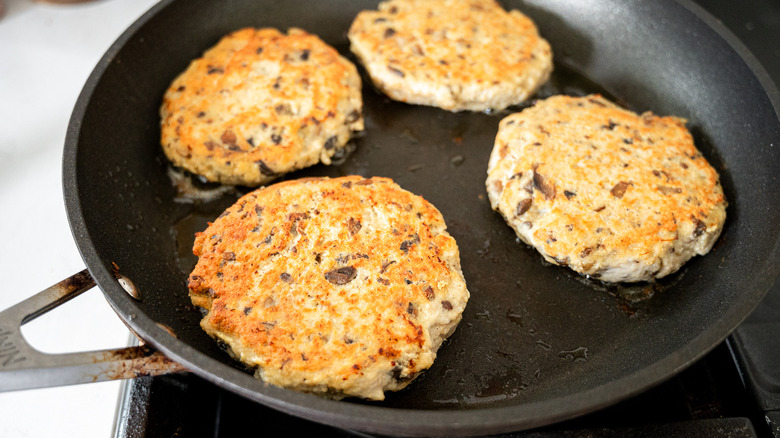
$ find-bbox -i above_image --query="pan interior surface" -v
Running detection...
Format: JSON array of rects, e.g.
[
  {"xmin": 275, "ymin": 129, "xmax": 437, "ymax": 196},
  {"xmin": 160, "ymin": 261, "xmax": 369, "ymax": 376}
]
[{"xmin": 63, "ymin": 0, "xmax": 780, "ymax": 435}]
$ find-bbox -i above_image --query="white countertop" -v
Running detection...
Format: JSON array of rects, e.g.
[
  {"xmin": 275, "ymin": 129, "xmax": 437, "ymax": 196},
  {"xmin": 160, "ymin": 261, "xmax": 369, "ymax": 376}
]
[{"xmin": 0, "ymin": 0, "xmax": 160, "ymax": 436}]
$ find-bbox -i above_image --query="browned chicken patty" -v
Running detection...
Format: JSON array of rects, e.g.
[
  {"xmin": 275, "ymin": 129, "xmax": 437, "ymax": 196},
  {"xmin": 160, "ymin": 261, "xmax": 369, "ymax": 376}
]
[
  {"xmin": 348, "ymin": 0, "xmax": 552, "ymax": 112},
  {"xmin": 486, "ymin": 94, "xmax": 727, "ymax": 283},
  {"xmin": 188, "ymin": 176, "xmax": 470, "ymax": 400},
  {"xmin": 160, "ymin": 27, "xmax": 364, "ymax": 186}
]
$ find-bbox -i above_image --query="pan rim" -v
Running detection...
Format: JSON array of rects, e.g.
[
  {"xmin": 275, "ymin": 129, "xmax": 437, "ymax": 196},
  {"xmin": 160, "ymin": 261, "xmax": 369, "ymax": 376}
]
[
  {"xmin": 62, "ymin": 0, "xmax": 780, "ymax": 435},
  {"xmin": 676, "ymin": 0, "xmax": 780, "ymax": 113}
]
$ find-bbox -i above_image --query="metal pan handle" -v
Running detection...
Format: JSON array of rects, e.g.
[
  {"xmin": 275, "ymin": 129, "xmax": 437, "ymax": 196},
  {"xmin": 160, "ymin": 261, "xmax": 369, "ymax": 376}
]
[{"xmin": 0, "ymin": 270, "xmax": 187, "ymax": 391}]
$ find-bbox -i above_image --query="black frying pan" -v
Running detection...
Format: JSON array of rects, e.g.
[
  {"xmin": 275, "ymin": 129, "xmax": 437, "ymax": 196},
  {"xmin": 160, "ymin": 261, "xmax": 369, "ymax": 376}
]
[{"xmin": 45, "ymin": 0, "xmax": 780, "ymax": 435}]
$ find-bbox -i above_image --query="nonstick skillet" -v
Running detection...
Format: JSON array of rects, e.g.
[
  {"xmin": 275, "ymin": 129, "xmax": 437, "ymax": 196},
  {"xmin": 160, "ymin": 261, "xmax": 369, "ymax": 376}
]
[{"xmin": 1, "ymin": 0, "xmax": 778, "ymax": 436}]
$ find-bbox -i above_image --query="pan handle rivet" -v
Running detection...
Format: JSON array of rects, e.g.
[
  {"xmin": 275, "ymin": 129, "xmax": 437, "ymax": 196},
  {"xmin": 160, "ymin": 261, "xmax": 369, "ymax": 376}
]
[{"xmin": 117, "ymin": 275, "xmax": 141, "ymax": 301}]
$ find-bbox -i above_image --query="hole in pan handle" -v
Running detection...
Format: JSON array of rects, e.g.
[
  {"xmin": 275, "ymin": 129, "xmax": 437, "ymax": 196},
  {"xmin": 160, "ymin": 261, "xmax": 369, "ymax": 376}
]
[{"xmin": 0, "ymin": 269, "xmax": 187, "ymax": 392}]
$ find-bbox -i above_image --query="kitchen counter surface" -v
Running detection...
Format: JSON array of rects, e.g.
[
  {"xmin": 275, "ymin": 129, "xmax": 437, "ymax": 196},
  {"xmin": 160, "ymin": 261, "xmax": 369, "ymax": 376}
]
[{"xmin": 0, "ymin": 1, "xmax": 158, "ymax": 436}]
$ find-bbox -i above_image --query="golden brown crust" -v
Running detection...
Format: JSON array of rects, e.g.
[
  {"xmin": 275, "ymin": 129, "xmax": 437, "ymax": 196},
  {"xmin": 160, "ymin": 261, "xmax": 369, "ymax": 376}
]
[
  {"xmin": 160, "ymin": 28, "xmax": 364, "ymax": 186},
  {"xmin": 486, "ymin": 94, "xmax": 727, "ymax": 283},
  {"xmin": 188, "ymin": 176, "xmax": 469, "ymax": 400},
  {"xmin": 348, "ymin": 0, "xmax": 552, "ymax": 112}
]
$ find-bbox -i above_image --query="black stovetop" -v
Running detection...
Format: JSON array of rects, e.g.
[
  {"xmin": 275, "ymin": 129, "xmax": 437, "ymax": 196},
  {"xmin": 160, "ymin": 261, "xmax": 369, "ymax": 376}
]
[{"xmin": 113, "ymin": 1, "xmax": 780, "ymax": 437}]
